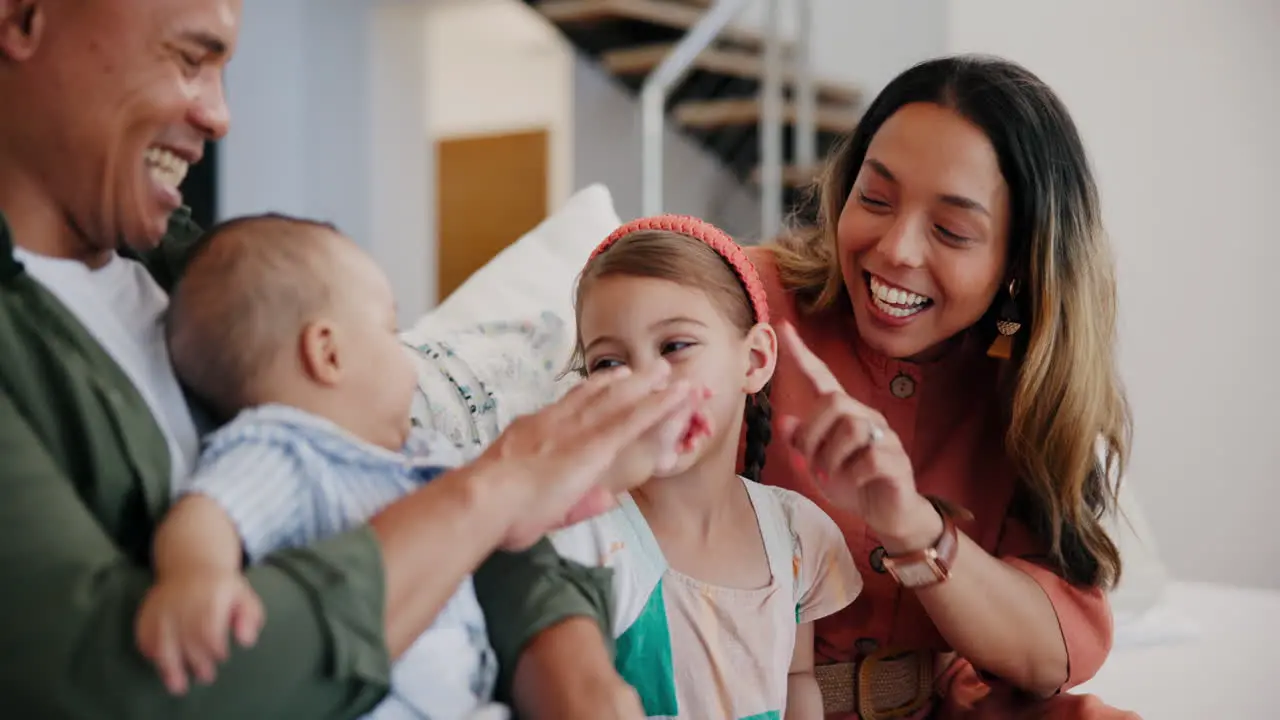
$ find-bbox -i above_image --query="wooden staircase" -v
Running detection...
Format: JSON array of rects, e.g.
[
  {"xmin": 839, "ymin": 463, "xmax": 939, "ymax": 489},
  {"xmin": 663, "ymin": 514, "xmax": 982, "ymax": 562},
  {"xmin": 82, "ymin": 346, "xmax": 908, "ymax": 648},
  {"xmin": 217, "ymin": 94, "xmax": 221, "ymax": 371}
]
[{"xmin": 523, "ymin": 0, "xmax": 862, "ymax": 221}]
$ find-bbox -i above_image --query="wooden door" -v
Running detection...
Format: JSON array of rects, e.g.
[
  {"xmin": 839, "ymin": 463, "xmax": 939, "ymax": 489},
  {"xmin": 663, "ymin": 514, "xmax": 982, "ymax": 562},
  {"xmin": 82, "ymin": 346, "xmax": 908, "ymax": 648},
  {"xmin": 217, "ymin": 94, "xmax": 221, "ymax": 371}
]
[{"xmin": 436, "ymin": 129, "xmax": 549, "ymax": 301}]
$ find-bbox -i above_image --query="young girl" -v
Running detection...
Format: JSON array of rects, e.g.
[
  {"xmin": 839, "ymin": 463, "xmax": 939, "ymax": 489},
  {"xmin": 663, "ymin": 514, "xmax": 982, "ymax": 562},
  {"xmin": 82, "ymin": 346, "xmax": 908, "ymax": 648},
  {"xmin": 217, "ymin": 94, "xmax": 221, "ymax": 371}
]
[{"xmin": 551, "ymin": 215, "xmax": 862, "ymax": 720}]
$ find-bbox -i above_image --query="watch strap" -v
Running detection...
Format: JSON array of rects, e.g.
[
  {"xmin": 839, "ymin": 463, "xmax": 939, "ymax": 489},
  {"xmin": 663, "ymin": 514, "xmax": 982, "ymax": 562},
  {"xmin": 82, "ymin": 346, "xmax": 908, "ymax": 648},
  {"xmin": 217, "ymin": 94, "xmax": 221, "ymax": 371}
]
[{"xmin": 882, "ymin": 496, "xmax": 965, "ymax": 588}]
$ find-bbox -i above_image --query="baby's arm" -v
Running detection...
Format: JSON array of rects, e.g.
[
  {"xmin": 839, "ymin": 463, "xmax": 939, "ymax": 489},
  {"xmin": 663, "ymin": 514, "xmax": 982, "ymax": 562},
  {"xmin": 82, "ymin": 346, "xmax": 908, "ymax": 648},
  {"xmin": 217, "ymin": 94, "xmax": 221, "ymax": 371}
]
[
  {"xmin": 137, "ymin": 495, "xmax": 265, "ymax": 694},
  {"xmin": 785, "ymin": 622, "xmax": 823, "ymax": 720},
  {"xmin": 153, "ymin": 494, "xmax": 245, "ymax": 578},
  {"xmin": 137, "ymin": 436, "xmax": 317, "ymax": 694}
]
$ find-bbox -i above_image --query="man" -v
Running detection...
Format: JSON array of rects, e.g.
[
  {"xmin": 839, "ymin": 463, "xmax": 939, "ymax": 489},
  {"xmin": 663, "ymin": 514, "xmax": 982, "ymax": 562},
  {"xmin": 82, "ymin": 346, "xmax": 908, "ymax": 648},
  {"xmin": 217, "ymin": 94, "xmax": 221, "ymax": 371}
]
[{"xmin": 0, "ymin": 1, "xmax": 651, "ymax": 717}]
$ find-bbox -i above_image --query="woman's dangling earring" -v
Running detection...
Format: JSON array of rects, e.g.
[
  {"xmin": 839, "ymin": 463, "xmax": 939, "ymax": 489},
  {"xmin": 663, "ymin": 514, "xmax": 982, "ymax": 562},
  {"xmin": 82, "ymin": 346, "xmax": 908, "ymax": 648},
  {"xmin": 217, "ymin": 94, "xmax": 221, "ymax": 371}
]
[{"xmin": 987, "ymin": 279, "xmax": 1022, "ymax": 360}]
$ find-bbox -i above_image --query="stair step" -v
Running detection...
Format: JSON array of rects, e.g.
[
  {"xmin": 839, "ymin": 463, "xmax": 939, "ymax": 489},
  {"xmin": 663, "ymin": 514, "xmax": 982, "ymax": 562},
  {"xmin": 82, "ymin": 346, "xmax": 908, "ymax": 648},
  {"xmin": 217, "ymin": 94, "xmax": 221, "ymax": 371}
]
[
  {"xmin": 673, "ymin": 97, "xmax": 858, "ymax": 132},
  {"xmin": 527, "ymin": 0, "xmax": 835, "ymax": 218},
  {"xmin": 682, "ymin": 119, "xmax": 846, "ymax": 180},
  {"xmin": 535, "ymin": 0, "xmax": 772, "ymax": 51},
  {"xmin": 601, "ymin": 43, "xmax": 860, "ymax": 106}
]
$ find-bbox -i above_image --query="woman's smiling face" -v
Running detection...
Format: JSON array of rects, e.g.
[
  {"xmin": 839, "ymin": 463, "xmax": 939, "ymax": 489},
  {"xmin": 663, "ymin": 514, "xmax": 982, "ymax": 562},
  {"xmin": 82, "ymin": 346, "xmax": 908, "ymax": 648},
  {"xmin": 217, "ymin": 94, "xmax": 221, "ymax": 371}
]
[{"xmin": 837, "ymin": 102, "xmax": 1012, "ymax": 361}]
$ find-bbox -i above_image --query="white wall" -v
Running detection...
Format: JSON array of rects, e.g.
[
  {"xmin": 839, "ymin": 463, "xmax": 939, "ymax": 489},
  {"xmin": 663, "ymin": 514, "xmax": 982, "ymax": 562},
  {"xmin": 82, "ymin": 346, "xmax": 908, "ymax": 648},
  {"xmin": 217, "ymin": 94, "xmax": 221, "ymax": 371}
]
[
  {"xmin": 949, "ymin": 0, "xmax": 1280, "ymax": 588},
  {"xmin": 731, "ymin": 0, "xmax": 947, "ymax": 95},
  {"xmin": 371, "ymin": 2, "xmax": 434, "ymax": 323},
  {"xmin": 218, "ymin": 1, "xmax": 314, "ymax": 219},
  {"xmin": 219, "ymin": 0, "xmax": 434, "ymax": 324},
  {"xmin": 425, "ymin": 0, "xmax": 574, "ymax": 210}
]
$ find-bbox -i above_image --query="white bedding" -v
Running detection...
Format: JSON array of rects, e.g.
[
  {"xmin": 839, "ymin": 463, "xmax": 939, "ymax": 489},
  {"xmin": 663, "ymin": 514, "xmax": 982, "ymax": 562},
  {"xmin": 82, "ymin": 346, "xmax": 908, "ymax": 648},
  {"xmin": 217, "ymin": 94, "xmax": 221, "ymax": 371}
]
[{"xmin": 1074, "ymin": 581, "xmax": 1279, "ymax": 718}]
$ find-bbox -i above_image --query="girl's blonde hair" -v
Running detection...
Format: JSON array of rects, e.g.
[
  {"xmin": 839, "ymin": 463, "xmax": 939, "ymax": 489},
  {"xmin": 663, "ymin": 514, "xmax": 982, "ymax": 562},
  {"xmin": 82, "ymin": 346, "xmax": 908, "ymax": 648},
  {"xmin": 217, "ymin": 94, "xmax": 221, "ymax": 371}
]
[
  {"xmin": 775, "ymin": 55, "xmax": 1131, "ymax": 589},
  {"xmin": 570, "ymin": 229, "xmax": 773, "ymax": 482}
]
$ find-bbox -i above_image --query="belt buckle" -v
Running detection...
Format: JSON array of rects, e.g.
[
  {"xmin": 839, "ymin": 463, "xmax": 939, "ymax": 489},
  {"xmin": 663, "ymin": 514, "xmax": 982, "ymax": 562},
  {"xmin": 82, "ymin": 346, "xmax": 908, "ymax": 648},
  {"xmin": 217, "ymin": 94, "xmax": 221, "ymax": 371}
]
[{"xmin": 856, "ymin": 647, "xmax": 934, "ymax": 720}]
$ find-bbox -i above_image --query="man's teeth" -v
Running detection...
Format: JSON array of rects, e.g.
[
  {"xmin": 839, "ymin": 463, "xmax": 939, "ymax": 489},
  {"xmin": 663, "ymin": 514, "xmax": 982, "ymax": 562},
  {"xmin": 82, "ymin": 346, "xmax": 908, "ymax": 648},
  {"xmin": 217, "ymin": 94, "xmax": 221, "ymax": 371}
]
[
  {"xmin": 870, "ymin": 275, "xmax": 931, "ymax": 317},
  {"xmin": 145, "ymin": 147, "xmax": 190, "ymax": 189}
]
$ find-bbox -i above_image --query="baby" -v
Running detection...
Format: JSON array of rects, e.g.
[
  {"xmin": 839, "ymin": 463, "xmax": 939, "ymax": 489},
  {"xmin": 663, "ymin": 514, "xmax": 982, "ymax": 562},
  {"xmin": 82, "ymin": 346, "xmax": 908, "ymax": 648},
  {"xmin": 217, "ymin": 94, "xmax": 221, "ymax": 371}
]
[{"xmin": 135, "ymin": 213, "xmax": 507, "ymax": 720}]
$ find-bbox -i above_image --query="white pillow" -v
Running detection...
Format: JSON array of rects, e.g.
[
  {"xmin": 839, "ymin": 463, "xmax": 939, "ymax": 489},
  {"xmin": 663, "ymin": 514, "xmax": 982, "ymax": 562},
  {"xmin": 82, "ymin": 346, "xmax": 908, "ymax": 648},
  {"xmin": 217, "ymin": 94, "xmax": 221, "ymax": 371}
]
[
  {"xmin": 400, "ymin": 184, "xmax": 620, "ymax": 453},
  {"xmin": 414, "ymin": 183, "xmax": 621, "ymax": 334},
  {"xmin": 401, "ymin": 311, "xmax": 570, "ymax": 457}
]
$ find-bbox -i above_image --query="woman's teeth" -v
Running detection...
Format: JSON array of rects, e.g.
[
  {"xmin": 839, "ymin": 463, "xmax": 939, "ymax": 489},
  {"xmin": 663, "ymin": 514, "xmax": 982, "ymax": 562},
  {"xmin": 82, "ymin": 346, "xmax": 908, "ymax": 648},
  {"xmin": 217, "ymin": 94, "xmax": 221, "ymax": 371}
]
[
  {"xmin": 869, "ymin": 274, "xmax": 932, "ymax": 318},
  {"xmin": 145, "ymin": 147, "xmax": 190, "ymax": 189}
]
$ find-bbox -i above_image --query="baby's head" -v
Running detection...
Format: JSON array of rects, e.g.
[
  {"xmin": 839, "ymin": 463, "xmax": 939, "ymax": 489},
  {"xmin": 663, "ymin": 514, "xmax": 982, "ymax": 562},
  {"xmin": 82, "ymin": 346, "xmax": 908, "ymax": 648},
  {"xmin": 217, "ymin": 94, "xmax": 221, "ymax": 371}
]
[
  {"xmin": 572, "ymin": 216, "xmax": 776, "ymax": 481},
  {"xmin": 168, "ymin": 213, "xmax": 417, "ymax": 450}
]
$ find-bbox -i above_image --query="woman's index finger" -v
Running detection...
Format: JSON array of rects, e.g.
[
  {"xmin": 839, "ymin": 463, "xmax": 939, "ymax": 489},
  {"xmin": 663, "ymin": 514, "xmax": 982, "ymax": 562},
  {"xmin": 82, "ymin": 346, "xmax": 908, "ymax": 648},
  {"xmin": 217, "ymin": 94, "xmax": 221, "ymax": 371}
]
[{"xmin": 779, "ymin": 322, "xmax": 843, "ymax": 396}]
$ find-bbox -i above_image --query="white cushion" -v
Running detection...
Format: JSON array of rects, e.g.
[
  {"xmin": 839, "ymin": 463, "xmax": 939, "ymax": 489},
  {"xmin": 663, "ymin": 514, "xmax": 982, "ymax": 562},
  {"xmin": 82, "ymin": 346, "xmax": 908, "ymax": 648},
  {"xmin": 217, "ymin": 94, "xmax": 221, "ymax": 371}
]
[
  {"xmin": 400, "ymin": 184, "xmax": 621, "ymax": 453},
  {"xmin": 402, "ymin": 312, "xmax": 569, "ymax": 458},
  {"xmin": 413, "ymin": 183, "xmax": 621, "ymax": 335}
]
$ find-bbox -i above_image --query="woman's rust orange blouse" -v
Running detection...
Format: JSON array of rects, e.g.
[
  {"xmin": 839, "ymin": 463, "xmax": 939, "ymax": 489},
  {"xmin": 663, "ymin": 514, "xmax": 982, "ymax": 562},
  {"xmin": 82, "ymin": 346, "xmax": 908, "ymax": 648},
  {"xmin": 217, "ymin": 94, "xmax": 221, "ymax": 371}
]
[{"xmin": 746, "ymin": 246, "xmax": 1112, "ymax": 695}]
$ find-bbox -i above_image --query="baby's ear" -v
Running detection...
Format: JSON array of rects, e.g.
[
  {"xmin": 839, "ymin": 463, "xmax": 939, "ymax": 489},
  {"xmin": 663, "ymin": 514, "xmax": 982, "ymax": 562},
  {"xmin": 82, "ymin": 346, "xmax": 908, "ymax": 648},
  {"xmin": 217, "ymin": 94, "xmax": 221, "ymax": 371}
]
[
  {"xmin": 743, "ymin": 323, "xmax": 777, "ymax": 395},
  {"xmin": 299, "ymin": 319, "xmax": 343, "ymax": 386}
]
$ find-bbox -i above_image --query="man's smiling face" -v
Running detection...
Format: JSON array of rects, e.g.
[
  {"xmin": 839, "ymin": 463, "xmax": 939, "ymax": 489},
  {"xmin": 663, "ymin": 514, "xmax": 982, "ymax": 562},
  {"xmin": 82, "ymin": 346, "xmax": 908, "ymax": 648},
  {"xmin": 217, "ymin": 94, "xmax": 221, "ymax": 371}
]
[{"xmin": 0, "ymin": 0, "xmax": 241, "ymax": 255}]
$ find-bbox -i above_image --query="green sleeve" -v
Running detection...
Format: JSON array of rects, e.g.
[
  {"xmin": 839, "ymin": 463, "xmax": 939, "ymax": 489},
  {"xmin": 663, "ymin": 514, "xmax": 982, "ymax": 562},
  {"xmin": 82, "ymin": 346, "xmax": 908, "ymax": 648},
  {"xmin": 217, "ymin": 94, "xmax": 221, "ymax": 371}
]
[
  {"xmin": 473, "ymin": 537, "xmax": 617, "ymax": 703},
  {"xmin": 0, "ymin": 389, "xmax": 393, "ymax": 719}
]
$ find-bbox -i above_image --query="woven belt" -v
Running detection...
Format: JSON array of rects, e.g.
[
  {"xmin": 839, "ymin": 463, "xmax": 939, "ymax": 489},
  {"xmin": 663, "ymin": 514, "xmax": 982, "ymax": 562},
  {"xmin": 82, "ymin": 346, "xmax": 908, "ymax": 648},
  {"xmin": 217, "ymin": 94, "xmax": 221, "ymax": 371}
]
[{"xmin": 814, "ymin": 649, "xmax": 934, "ymax": 719}]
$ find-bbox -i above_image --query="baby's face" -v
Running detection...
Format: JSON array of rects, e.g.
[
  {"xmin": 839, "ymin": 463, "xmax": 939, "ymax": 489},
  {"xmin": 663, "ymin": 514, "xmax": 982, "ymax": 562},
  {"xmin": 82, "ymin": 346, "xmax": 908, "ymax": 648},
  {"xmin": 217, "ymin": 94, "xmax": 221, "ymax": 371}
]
[{"xmin": 329, "ymin": 248, "xmax": 418, "ymax": 451}]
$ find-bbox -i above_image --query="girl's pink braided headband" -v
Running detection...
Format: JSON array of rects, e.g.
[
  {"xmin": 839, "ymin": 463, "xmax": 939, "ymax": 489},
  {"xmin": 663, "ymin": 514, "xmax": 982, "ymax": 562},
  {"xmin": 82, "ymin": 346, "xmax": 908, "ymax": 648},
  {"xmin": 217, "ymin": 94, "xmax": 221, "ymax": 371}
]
[{"xmin": 589, "ymin": 214, "xmax": 770, "ymax": 325}]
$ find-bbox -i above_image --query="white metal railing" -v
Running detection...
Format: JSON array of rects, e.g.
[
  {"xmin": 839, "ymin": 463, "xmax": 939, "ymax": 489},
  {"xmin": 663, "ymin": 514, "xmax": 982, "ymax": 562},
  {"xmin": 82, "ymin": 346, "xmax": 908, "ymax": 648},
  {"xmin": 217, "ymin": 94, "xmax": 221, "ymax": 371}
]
[
  {"xmin": 793, "ymin": 0, "xmax": 816, "ymax": 170},
  {"xmin": 640, "ymin": 0, "xmax": 817, "ymax": 239},
  {"xmin": 759, "ymin": 0, "xmax": 784, "ymax": 237}
]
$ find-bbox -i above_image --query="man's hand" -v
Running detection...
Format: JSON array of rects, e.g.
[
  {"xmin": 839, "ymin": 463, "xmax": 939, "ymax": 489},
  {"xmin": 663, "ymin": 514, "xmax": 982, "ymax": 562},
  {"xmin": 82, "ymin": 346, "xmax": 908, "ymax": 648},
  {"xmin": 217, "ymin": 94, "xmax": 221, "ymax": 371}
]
[
  {"xmin": 603, "ymin": 387, "xmax": 712, "ymax": 493},
  {"xmin": 558, "ymin": 389, "xmax": 713, "ymax": 528},
  {"xmin": 479, "ymin": 365, "xmax": 708, "ymax": 550},
  {"xmin": 135, "ymin": 570, "xmax": 264, "ymax": 695}
]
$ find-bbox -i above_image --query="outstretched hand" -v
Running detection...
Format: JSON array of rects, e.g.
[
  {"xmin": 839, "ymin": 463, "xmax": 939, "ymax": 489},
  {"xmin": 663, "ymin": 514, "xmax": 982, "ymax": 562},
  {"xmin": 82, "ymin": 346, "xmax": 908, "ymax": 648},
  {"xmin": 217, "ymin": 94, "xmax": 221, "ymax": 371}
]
[
  {"xmin": 777, "ymin": 323, "xmax": 938, "ymax": 547},
  {"xmin": 558, "ymin": 395, "xmax": 711, "ymax": 529},
  {"xmin": 481, "ymin": 363, "xmax": 708, "ymax": 550}
]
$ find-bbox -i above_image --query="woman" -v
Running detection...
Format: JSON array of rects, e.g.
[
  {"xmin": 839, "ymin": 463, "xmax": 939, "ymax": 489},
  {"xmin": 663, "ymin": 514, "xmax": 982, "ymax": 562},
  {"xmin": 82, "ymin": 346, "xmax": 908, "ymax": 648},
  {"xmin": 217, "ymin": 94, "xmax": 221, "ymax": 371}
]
[{"xmin": 749, "ymin": 55, "xmax": 1136, "ymax": 718}]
